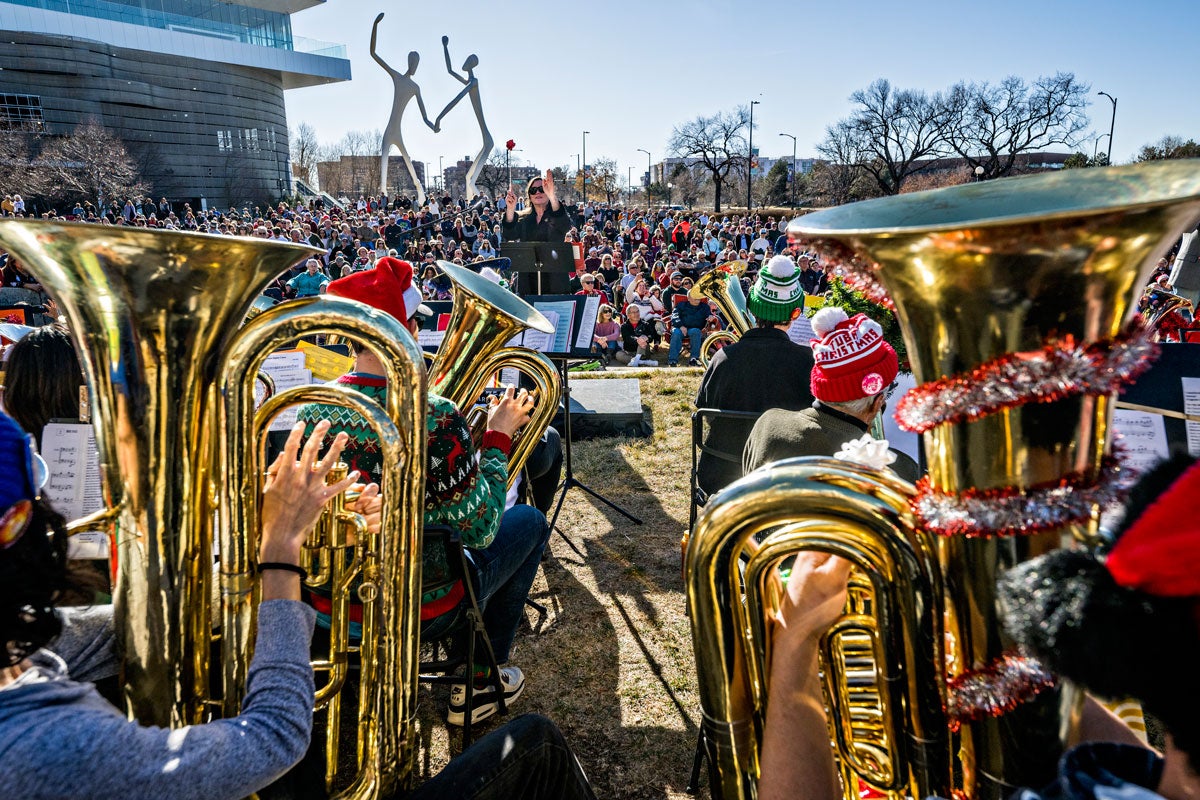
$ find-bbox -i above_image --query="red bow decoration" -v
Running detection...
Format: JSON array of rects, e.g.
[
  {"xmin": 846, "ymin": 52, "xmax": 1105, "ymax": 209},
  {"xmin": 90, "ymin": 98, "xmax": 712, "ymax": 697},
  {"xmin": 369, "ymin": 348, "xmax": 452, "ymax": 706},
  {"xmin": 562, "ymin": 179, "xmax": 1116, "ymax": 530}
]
[
  {"xmin": 1106, "ymin": 459, "xmax": 1200, "ymax": 597},
  {"xmin": 506, "ymin": 139, "xmax": 516, "ymax": 151}
]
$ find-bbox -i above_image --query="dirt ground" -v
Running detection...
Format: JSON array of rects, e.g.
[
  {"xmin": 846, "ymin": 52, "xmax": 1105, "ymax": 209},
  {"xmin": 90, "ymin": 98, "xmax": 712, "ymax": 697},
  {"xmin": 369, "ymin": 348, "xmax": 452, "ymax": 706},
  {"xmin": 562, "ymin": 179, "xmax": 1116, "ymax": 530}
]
[{"xmin": 412, "ymin": 365, "xmax": 710, "ymax": 799}]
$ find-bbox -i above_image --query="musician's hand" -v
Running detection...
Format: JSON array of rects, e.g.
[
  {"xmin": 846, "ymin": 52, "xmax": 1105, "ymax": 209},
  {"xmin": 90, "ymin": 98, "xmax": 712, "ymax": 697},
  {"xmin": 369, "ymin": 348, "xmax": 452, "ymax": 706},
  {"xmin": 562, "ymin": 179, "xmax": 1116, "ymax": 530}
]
[
  {"xmin": 260, "ymin": 420, "xmax": 359, "ymax": 565},
  {"xmin": 345, "ymin": 482, "xmax": 382, "ymax": 536},
  {"xmin": 775, "ymin": 551, "xmax": 852, "ymax": 647},
  {"xmin": 487, "ymin": 386, "xmax": 535, "ymax": 438}
]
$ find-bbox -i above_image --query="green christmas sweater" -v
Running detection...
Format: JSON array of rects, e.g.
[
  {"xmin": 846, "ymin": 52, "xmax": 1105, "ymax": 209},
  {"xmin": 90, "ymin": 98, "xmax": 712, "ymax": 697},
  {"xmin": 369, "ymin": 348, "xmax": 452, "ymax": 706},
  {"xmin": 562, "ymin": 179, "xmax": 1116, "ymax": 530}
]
[{"xmin": 297, "ymin": 373, "xmax": 509, "ymax": 622}]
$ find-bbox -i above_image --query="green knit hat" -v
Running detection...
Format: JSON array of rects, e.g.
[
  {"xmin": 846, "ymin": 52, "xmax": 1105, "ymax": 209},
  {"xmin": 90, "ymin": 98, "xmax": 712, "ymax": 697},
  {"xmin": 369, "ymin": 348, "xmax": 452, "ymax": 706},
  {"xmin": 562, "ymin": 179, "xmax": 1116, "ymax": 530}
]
[{"xmin": 747, "ymin": 255, "xmax": 805, "ymax": 323}]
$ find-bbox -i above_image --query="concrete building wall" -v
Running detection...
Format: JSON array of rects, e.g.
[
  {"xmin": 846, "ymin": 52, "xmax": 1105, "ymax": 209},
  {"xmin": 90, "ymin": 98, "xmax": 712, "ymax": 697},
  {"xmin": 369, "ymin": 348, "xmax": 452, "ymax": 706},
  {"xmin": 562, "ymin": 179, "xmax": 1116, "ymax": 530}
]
[{"xmin": 0, "ymin": 31, "xmax": 293, "ymax": 207}]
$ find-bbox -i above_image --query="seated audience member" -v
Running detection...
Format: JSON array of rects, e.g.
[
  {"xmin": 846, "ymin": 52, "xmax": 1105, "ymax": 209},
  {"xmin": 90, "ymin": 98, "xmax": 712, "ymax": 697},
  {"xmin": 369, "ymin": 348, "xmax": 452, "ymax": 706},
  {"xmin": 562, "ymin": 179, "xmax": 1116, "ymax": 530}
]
[
  {"xmin": 591, "ymin": 303, "xmax": 621, "ymax": 364},
  {"xmin": 617, "ymin": 304, "xmax": 658, "ymax": 367},
  {"xmin": 695, "ymin": 256, "xmax": 816, "ymax": 497},
  {"xmin": 761, "ymin": 453, "xmax": 1200, "ymax": 800},
  {"xmin": 669, "ymin": 289, "xmax": 715, "ymax": 367},
  {"xmin": 296, "ymin": 258, "xmax": 550, "ymax": 726},
  {"xmin": 743, "ymin": 306, "xmax": 918, "ymax": 482},
  {"xmin": 286, "ymin": 259, "xmax": 330, "ymax": 298}
]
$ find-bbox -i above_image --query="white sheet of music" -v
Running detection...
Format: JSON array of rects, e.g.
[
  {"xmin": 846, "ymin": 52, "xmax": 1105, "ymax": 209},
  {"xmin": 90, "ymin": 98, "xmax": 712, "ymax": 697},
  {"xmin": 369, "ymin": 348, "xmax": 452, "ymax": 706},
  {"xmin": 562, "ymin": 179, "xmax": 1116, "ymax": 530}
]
[
  {"xmin": 1112, "ymin": 409, "xmax": 1169, "ymax": 471},
  {"xmin": 1182, "ymin": 377, "xmax": 1200, "ymax": 457},
  {"xmin": 574, "ymin": 294, "xmax": 602, "ymax": 350},
  {"xmin": 41, "ymin": 422, "xmax": 107, "ymax": 559}
]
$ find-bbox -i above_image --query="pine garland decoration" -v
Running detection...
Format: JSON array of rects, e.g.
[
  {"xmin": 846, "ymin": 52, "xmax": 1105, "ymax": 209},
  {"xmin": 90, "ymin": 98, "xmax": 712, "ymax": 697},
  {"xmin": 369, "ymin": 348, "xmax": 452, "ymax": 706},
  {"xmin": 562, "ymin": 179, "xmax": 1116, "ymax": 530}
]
[{"xmin": 808, "ymin": 276, "xmax": 911, "ymax": 373}]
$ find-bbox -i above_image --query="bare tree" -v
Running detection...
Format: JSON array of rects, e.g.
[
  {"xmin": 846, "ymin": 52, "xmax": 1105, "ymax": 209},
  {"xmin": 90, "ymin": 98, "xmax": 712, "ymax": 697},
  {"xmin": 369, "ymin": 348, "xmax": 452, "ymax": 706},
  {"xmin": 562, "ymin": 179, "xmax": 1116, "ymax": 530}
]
[
  {"xmin": 0, "ymin": 122, "xmax": 48, "ymax": 197},
  {"xmin": 550, "ymin": 165, "xmax": 578, "ymax": 204},
  {"xmin": 290, "ymin": 121, "xmax": 320, "ymax": 185},
  {"xmin": 36, "ymin": 117, "xmax": 146, "ymax": 207},
  {"xmin": 668, "ymin": 106, "xmax": 748, "ymax": 212},
  {"xmin": 667, "ymin": 163, "xmax": 707, "ymax": 209},
  {"xmin": 825, "ymin": 79, "xmax": 946, "ymax": 195},
  {"xmin": 575, "ymin": 156, "xmax": 620, "ymax": 204},
  {"xmin": 1136, "ymin": 135, "xmax": 1200, "ymax": 162},
  {"xmin": 476, "ymin": 150, "xmax": 510, "ymax": 198},
  {"xmin": 939, "ymin": 73, "xmax": 1090, "ymax": 178},
  {"xmin": 812, "ymin": 120, "xmax": 870, "ymax": 206}
]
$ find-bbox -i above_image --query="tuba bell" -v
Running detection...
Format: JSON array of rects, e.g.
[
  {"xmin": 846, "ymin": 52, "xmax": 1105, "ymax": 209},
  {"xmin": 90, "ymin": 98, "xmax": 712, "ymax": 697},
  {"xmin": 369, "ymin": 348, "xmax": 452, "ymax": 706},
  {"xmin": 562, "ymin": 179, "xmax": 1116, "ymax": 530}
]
[
  {"xmin": 686, "ymin": 160, "xmax": 1200, "ymax": 800},
  {"xmin": 0, "ymin": 220, "xmax": 428, "ymax": 799},
  {"xmin": 430, "ymin": 260, "xmax": 562, "ymax": 487},
  {"xmin": 690, "ymin": 260, "xmax": 753, "ymax": 367}
]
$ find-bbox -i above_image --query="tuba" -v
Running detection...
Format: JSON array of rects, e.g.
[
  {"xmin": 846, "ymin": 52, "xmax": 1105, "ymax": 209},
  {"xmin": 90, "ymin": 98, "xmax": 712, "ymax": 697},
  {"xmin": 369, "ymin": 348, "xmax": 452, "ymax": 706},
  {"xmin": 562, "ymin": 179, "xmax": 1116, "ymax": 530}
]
[
  {"xmin": 430, "ymin": 260, "xmax": 562, "ymax": 487},
  {"xmin": 0, "ymin": 220, "xmax": 428, "ymax": 799},
  {"xmin": 686, "ymin": 160, "xmax": 1200, "ymax": 800},
  {"xmin": 690, "ymin": 260, "xmax": 753, "ymax": 366}
]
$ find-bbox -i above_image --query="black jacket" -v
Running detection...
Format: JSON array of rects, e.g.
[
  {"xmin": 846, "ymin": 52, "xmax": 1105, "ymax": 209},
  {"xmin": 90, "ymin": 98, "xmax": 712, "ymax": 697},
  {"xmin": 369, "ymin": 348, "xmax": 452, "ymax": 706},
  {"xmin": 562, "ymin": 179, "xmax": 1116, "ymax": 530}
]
[
  {"xmin": 694, "ymin": 327, "xmax": 816, "ymax": 495},
  {"xmin": 501, "ymin": 203, "xmax": 571, "ymax": 243}
]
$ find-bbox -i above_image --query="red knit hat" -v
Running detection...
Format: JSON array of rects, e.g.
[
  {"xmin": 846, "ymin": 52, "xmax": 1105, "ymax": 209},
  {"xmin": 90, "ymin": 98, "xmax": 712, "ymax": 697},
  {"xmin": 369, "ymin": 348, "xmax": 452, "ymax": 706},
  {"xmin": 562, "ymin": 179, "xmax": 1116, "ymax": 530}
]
[
  {"xmin": 326, "ymin": 257, "xmax": 430, "ymax": 322},
  {"xmin": 809, "ymin": 308, "xmax": 898, "ymax": 402}
]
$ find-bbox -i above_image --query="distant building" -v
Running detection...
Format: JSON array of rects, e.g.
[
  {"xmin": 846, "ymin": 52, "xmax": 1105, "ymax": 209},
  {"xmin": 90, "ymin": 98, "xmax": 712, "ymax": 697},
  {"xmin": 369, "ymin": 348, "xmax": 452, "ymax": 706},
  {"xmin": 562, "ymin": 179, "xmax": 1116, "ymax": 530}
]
[
  {"xmin": 0, "ymin": 0, "xmax": 350, "ymax": 207},
  {"xmin": 443, "ymin": 158, "xmax": 538, "ymax": 199},
  {"xmin": 316, "ymin": 155, "xmax": 426, "ymax": 198}
]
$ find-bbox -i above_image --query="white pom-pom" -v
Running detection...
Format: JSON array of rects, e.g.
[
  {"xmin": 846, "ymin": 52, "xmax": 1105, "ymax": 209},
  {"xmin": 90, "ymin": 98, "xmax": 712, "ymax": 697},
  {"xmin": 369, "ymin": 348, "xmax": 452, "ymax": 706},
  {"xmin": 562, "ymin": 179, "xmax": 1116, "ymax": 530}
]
[
  {"xmin": 479, "ymin": 267, "xmax": 502, "ymax": 284},
  {"xmin": 811, "ymin": 306, "xmax": 849, "ymax": 337},
  {"xmin": 765, "ymin": 254, "xmax": 795, "ymax": 279},
  {"xmin": 857, "ymin": 317, "xmax": 883, "ymax": 338}
]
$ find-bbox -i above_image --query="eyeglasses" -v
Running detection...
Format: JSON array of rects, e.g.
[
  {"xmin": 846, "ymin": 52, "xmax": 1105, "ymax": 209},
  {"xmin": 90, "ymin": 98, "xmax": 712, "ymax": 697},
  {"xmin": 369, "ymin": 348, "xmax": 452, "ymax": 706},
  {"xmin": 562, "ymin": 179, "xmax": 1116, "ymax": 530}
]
[{"xmin": 529, "ymin": 186, "xmax": 546, "ymax": 195}]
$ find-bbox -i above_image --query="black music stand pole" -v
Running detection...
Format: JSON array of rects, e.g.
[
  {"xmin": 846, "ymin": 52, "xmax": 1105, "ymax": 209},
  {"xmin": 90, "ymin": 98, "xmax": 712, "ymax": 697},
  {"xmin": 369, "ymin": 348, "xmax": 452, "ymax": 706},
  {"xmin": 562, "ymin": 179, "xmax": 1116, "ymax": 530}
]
[{"xmin": 548, "ymin": 356, "xmax": 642, "ymax": 553}]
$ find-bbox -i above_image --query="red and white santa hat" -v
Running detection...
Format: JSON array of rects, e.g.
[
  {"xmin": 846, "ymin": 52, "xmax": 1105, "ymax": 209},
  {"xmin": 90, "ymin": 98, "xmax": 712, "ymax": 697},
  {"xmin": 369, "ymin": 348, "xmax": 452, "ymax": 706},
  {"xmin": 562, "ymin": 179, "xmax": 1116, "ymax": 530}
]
[
  {"xmin": 326, "ymin": 256, "xmax": 432, "ymax": 322},
  {"xmin": 809, "ymin": 307, "xmax": 898, "ymax": 402}
]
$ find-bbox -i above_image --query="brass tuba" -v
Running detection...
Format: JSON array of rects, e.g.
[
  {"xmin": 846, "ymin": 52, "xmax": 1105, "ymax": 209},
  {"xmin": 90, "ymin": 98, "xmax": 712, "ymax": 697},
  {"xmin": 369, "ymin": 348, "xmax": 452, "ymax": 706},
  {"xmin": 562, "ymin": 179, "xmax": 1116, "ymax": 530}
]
[
  {"xmin": 686, "ymin": 160, "xmax": 1200, "ymax": 800},
  {"xmin": 0, "ymin": 221, "xmax": 428, "ymax": 799},
  {"xmin": 689, "ymin": 260, "xmax": 753, "ymax": 366},
  {"xmin": 430, "ymin": 260, "xmax": 562, "ymax": 487}
]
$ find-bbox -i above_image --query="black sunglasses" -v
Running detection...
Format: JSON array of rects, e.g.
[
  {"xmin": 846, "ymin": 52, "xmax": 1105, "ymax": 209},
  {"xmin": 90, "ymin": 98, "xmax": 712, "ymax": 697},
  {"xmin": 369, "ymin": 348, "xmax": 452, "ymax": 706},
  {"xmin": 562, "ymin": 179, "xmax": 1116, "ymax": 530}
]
[{"xmin": 528, "ymin": 185, "xmax": 545, "ymax": 195}]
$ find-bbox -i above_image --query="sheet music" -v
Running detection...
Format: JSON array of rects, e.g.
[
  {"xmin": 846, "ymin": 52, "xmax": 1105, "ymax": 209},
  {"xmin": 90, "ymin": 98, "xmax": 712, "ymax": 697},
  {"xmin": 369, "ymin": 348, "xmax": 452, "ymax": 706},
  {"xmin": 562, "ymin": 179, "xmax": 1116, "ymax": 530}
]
[
  {"xmin": 574, "ymin": 294, "xmax": 602, "ymax": 350},
  {"xmin": 259, "ymin": 356, "xmax": 315, "ymax": 431},
  {"xmin": 787, "ymin": 313, "xmax": 816, "ymax": 348},
  {"xmin": 41, "ymin": 422, "xmax": 106, "ymax": 558},
  {"xmin": 1113, "ymin": 409, "xmax": 1170, "ymax": 471},
  {"xmin": 532, "ymin": 301, "xmax": 578, "ymax": 353},
  {"xmin": 522, "ymin": 310, "xmax": 559, "ymax": 353},
  {"xmin": 1182, "ymin": 377, "xmax": 1200, "ymax": 456},
  {"xmin": 418, "ymin": 328, "xmax": 447, "ymax": 349}
]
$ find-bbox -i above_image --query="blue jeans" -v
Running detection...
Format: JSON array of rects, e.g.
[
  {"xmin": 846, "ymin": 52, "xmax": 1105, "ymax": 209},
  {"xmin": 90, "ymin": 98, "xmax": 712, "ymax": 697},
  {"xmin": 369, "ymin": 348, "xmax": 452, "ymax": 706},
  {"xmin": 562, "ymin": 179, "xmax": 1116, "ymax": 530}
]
[
  {"xmin": 406, "ymin": 714, "xmax": 596, "ymax": 799},
  {"xmin": 669, "ymin": 326, "xmax": 702, "ymax": 363},
  {"xmin": 467, "ymin": 504, "xmax": 550, "ymax": 662}
]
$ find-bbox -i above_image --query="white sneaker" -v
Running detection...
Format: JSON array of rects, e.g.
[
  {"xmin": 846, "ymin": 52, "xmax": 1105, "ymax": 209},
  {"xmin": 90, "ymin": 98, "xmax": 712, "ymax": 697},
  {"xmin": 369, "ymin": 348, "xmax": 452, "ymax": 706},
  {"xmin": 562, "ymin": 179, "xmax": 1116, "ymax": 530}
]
[
  {"xmin": 629, "ymin": 354, "xmax": 643, "ymax": 366},
  {"xmin": 640, "ymin": 359, "xmax": 658, "ymax": 367},
  {"xmin": 447, "ymin": 666, "xmax": 525, "ymax": 726}
]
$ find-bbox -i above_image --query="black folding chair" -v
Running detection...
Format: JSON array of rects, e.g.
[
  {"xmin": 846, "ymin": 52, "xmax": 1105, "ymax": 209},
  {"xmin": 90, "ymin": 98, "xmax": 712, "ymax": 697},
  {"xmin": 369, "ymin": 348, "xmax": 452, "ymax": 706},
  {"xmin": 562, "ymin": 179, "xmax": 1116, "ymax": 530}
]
[{"xmin": 417, "ymin": 525, "xmax": 506, "ymax": 749}]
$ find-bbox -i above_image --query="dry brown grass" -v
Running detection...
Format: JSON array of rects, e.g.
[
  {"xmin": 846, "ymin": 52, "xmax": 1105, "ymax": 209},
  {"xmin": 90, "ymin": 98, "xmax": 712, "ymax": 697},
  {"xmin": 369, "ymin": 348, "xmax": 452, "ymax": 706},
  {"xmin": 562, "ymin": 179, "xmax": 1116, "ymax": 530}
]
[{"xmin": 413, "ymin": 365, "xmax": 710, "ymax": 799}]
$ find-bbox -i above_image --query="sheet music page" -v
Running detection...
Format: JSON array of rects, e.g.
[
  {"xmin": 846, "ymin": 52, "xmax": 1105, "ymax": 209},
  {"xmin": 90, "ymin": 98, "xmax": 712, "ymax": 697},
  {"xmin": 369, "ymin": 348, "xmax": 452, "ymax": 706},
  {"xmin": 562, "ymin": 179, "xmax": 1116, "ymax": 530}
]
[
  {"xmin": 42, "ymin": 422, "xmax": 107, "ymax": 558},
  {"xmin": 574, "ymin": 294, "xmax": 602, "ymax": 350},
  {"xmin": 418, "ymin": 328, "xmax": 447, "ymax": 349},
  {"xmin": 1113, "ymin": 409, "xmax": 1170, "ymax": 471},
  {"xmin": 262, "ymin": 367, "xmax": 315, "ymax": 431},
  {"xmin": 532, "ymin": 301, "xmax": 578, "ymax": 353},
  {"xmin": 787, "ymin": 313, "xmax": 816, "ymax": 347},
  {"xmin": 522, "ymin": 310, "xmax": 558, "ymax": 353},
  {"xmin": 1182, "ymin": 377, "xmax": 1200, "ymax": 456}
]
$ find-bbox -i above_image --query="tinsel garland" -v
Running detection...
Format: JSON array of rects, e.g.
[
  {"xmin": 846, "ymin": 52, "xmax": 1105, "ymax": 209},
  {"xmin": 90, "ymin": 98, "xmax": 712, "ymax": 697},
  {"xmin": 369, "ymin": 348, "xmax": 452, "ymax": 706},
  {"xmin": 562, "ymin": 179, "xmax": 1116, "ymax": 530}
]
[
  {"xmin": 946, "ymin": 653, "xmax": 1058, "ymax": 731},
  {"xmin": 800, "ymin": 236, "xmax": 895, "ymax": 310},
  {"xmin": 894, "ymin": 323, "xmax": 1159, "ymax": 435},
  {"xmin": 911, "ymin": 455, "xmax": 1135, "ymax": 538}
]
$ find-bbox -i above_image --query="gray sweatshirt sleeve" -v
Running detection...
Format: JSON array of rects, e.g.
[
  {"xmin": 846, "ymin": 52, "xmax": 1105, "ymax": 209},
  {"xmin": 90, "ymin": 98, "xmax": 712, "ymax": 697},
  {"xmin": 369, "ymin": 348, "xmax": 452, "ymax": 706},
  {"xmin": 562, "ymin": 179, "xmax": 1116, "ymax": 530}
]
[{"xmin": 5, "ymin": 599, "xmax": 316, "ymax": 800}]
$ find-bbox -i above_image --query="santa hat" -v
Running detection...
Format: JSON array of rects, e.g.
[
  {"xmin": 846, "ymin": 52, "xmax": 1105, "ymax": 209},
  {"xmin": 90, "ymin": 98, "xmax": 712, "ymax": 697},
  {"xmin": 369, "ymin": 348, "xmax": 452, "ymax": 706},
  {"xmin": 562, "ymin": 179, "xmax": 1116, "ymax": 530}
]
[
  {"xmin": 326, "ymin": 256, "xmax": 431, "ymax": 322},
  {"xmin": 746, "ymin": 255, "xmax": 805, "ymax": 324},
  {"xmin": 808, "ymin": 307, "xmax": 898, "ymax": 402}
]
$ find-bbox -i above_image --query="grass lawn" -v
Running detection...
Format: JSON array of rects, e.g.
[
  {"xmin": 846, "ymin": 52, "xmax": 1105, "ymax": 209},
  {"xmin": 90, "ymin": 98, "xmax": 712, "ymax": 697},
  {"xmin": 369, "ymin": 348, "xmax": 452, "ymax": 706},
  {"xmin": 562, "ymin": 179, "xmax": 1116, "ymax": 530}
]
[{"xmin": 413, "ymin": 365, "xmax": 710, "ymax": 799}]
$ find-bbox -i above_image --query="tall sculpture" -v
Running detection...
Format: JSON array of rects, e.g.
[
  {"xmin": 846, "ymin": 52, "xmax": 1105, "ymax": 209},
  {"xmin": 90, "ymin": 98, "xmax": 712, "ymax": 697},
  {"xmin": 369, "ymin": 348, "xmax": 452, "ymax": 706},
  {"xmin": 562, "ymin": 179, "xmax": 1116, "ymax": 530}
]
[
  {"xmin": 434, "ymin": 35, "xmax": 493, "ymax": 202},
  {"xmin": 372, "ymin": 13, "xmax": 436, "ymax": 204}
]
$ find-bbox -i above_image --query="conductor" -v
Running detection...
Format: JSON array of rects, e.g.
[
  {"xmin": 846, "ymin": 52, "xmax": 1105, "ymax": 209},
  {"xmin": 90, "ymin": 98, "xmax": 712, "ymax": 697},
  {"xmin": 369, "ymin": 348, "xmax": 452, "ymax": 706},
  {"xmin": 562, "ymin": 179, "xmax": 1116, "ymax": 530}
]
[{"xmin": 503, "ymin": 171, "xmax": 573, "ymax": 293}]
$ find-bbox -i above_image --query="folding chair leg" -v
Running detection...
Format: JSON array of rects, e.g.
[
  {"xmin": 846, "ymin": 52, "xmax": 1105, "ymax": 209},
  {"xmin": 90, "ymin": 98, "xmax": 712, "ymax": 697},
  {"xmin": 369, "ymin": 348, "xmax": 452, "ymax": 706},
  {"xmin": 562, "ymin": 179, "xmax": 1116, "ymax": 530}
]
[
  {"xmin": 686, "ymin": 727, "xmax": 705, "ymax": 794},
  {"xmin": 463, "ymin": 620, "xmax": 476, "ymax": 747}
]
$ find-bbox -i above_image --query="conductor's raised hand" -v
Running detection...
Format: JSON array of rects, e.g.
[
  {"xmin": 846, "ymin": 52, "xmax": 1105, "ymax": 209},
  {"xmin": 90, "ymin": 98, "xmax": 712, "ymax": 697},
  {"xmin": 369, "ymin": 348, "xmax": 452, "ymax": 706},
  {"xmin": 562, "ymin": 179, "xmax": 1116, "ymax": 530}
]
[
  {"xmin": 487, "ymin": 386, "xmax": 535, "ymax": 438},
  {"xmin": 506, "ymin": 185, "xmax": 518, "ymax": 208},
  {"xmin": 541, "ymin": 169, "xmax": 558, "ymax": 204},
  {"xmin": 260, "ymin": 420, "xmax": 360, "ymax": 564}
]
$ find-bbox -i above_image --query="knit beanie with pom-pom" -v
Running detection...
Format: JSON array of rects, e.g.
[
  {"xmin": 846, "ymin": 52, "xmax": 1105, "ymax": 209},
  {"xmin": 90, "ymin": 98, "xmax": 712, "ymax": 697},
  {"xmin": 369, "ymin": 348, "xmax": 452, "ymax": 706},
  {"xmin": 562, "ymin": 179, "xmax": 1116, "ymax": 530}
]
[
  {"xmin": 746, "ymin": 255, "xmax": 805, "ymax": 324},
  {"xmin": 809, "ymin": 307, "xmax": 898, "ymax": 402}
]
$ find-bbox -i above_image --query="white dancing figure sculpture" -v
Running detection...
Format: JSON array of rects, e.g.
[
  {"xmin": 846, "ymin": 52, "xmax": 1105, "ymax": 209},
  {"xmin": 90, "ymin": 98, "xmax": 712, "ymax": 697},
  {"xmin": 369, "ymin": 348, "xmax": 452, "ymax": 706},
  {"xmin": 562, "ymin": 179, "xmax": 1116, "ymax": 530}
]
[
  {"xmin": 435, "ymin": 35, "xmax": 493, "ymax": 202},
  {"xmin": 372, "ymin": 13, "xmax": 436, "ymax": 204}
]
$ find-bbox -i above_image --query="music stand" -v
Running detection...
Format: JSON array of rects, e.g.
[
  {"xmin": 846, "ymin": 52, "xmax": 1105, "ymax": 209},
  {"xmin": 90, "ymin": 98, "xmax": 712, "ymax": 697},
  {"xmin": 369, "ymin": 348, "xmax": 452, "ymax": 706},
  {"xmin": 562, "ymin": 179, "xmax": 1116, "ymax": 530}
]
[
  {"xmin": 522, "ymin": 294, "xmax": 643, "ymax": 550},
  {"xmin": 505, "ymin": 241, "xmax": 574, "ymax": 296}
]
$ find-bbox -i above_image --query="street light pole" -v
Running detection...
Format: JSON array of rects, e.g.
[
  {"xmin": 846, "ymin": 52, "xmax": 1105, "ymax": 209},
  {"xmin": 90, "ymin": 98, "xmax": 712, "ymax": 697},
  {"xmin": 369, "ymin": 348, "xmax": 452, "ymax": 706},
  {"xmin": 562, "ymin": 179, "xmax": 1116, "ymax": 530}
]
[
  {"xmin": 627, "ymin": 166, "xmax": 632, "ymax": 205},
  {"xmin": 637, "ymin": 148, "xmax": 651, "ymax": 204},
  {"xmin": 747, "ymin": 100, "xmax": 760, "ymax": 215},
  {"xmin": 582, "ymin": 131, "xmax": 589, "ymax": 205},
  {"xmin": 1097, "ymin": 91, "xmax": 1117, "ymax": 165},
  {"xmin": 779, "ymin": 132, "xmax": 797, "ymax": 207},
  {"xmin": 439, "ymin": 156, "xmax": 444, "ymax": 195}
]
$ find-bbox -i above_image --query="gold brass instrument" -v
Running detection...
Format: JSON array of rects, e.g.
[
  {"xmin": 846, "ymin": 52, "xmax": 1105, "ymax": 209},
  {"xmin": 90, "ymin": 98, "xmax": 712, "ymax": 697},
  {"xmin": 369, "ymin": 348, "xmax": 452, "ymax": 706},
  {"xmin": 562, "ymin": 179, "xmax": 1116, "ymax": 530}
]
[
  {"xmin": 1143, "ymin": 288, "xmax": 1194, "ymax": 341},
  {"xmin": 431, "ymin": 260, "xmax": 562, "ymax": 487},
  {"xmin": 689, "ymin": 261, "xmax": 753, "ymax": 367},
  {"xmin": 686, "ymin": 160, "xmax": 1200, "ymax": 800},
  {"xmin": 0, "ymin": 220, "xmax": 428, "ymax": 800}
]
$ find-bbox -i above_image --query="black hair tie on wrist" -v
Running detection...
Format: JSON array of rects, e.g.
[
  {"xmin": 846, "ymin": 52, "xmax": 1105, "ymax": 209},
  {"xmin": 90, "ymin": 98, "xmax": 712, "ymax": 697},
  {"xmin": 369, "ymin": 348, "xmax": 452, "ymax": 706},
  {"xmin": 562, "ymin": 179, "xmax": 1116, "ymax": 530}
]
[{"xmin": 257, "ymin": 562, "xmax": 308, "ymax": 580}]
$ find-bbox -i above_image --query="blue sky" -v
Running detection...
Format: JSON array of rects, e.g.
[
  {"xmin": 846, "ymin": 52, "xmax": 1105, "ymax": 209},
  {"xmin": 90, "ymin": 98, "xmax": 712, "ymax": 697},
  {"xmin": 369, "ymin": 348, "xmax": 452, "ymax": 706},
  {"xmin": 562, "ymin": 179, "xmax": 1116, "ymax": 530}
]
[{"xmin": 286, "ymin": 0, "xmax": 1199, "ymax": 186}]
